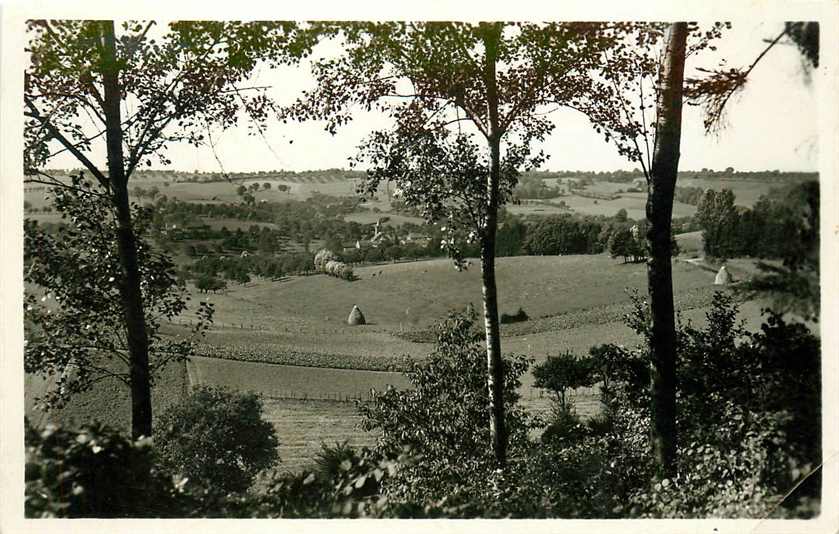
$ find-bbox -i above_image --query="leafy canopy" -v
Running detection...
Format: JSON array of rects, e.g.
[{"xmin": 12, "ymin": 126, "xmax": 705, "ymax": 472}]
[{"xmin": 25, "ymin": 20, "xmax": 312, "ymax": 180}]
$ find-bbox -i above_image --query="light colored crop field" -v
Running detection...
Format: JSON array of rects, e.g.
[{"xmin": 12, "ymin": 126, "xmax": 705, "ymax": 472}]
[
  {"xmin": 562, "ymin": 192, "xmax": 697, "ymax": 219},
  {"xmin": 262, "ymin": 399, "xmax": 378, "ymax": 473},
  {"xmin": 187, "ymin": 356, "xmax": 410, "ymax": 400},
  {"xmin": 508, "ymin": 192, "xmax": 694, "ymax": 220}
]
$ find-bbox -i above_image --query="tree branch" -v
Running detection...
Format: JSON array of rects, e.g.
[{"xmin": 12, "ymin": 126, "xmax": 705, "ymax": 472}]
[
  {"xmin": 25, "ymin": 171, "xmax": 109, "ymax": 198},
  {"xmin": 24, "ymin": 97, "xmax": 109, "ymax": 188}
]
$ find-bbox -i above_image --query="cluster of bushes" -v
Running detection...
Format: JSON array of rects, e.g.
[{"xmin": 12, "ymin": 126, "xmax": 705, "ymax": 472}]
[
  {"xmin": 147, "ymin": 195, "xmax": 368, "ymax": 250},
  {"xmin": 513, "ymin": 174, "xmax": 564, "ymax": 200},
  {"xmin": 184, "ymin": 251, "xmax": 315, "ymax": 286},
  {"xmin": 25, "ymin": 387, "xmax": 280, "ymax": 518},
  {"xmin": 521, "ymin": 215, "xmax": 606, "ymax": 256},
  {"xmin": 604, "ymin": 220, "xmax": 680, "ymax": 263},
  {"xmin": 340, "ymin": 241, "xmax": 438, "ymax": 264},
  {"xmin": 674, "ymin": 185, "xmax": 705, "ymax": 206},
  {"xmin": 314, "ymin": 249, "xmax": 354, "ymax": 281},
  {"xmin": 495, "ymin": 211, "xmax": 677, "ymax": 260}
]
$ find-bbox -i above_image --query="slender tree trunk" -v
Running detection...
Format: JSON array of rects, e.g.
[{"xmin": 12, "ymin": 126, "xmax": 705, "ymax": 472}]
[
  {"xmin": 480, "ymin": 23, "xmax": 507, "ymax": 467},
  {"xmin": 100, "ymin": 21, "xmax": 153, "ymax": 440},
  {"xmin": 646, "ymin": 22, "xmax": 688, "ymax": 478}
]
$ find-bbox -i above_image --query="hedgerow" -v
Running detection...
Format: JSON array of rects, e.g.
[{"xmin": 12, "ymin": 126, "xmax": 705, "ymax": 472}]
[{"xmin": 197, "ymin": 343, "xmax": 409, "ymax": 372}]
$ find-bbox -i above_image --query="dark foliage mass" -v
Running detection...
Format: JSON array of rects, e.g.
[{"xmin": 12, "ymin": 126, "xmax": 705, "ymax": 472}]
[
  {"xmin": 153, "ymin": 386, "xmax": 279, "ymax": 494},
  {"xmin": 25, "ymin": 421, "xmax": 181, "ymax": 518}
]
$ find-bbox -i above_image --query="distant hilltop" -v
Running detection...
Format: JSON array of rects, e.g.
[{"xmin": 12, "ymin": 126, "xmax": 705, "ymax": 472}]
[{"xmin": 36, "ymin": 167, "xmax": 817, "ymax": 185}]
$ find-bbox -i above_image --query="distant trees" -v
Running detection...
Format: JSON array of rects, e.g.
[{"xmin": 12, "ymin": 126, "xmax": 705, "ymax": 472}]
[
  {"xmin": 607, "ymin": 227, "xmax": 644, "ymax": 263},
  {"xmin": 523, "ymin": 215, "xmax": 604, "ymax": 256},
  {"xmin": 673, "ymin": 185, "xmax": 704, "ymax": 206},
  {"xmin": 742, "ymin": 181, "xmax": 819, "ymax": 321},
  {"xmin": 495, "ymin": 215, "xmax": 528, "ymax": 257},
  {"xmin": 514, "ymin": 175, "xmax": 563, "ymax": 200},
  {"xmin": 195, "ymin": 274, "xmax": 227, "ymax": 294},
  {"xmin": 694, "ymin": 189, "xmax": 739, "ymax": 259},
  {"xmin": 692, "ymin": 182, "xmax": 820, "ymax": 321}
]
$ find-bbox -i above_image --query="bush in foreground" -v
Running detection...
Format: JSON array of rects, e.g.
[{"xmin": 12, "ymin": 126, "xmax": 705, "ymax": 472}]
[
  {"xmin": 25, "ymin": 420, "xmax": 183, "ymax": 518},
  {"xmin": 153, "ymin": 386, "xmax": 279, "ymax": 495}
]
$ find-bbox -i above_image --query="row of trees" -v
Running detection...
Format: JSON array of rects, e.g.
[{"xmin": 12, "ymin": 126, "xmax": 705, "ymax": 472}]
[{"xmin": 695, "ymin": 183, "xmax": 818, "ymax": 261}]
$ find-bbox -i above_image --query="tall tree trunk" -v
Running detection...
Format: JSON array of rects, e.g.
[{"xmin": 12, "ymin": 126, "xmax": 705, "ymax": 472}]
[
  {"xmin": 100, "ymin": 21, "xmax": 153, "ymax": 440},
  {"xmin": 480, "ymin": 23, "xmax": 507, "ymax": 467},
  {"xmin": 646, "ymin": 22, "xmax": 688, "ymax": 478}
]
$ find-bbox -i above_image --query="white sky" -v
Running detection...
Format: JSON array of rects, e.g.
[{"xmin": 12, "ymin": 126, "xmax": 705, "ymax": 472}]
[{"xmin": 48, "ymin": 20, "xmax": 819, "ymax": 174}]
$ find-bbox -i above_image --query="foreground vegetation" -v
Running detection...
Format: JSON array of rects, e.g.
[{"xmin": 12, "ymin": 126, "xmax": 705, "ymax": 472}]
[{"xmin": 26, "ymin": 297, "xmax": 820, "ymax": 518}]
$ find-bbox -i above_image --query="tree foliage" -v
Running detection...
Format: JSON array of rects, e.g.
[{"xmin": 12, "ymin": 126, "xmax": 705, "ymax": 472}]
[
  {"xmin": 358, "ymin": 311, "xmax": 534, "ymax": 501},
  {"xmin": 24, "ymin": 19, "xmax": 310, "ymax": 438},
  {"xmin": 281, "ymin": 21, "xmax": 650, "ymax": 465},
  {"xmin": 25, "ymin": 420, "xmax": 183, "ymax": 518},
  {"xmin": 24, "ymin": 173, "xmax": 213, "ymax": 409},
  {"xmin": 153, "ymin": 386, "xmax": 280, "ymax": 494},
  {"xmin": 24, "ymin": 20, "xmax": 309, "ymax": 176}
]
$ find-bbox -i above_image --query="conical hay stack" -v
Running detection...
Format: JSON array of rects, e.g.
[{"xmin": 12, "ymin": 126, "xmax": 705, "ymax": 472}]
[
  {"xmin": 714, "ymin": 265, "xmax": 732, "ymax": 285},
  {"xmin": 347, "ymin": 305, "xmax": 366, "ymax": 325}
]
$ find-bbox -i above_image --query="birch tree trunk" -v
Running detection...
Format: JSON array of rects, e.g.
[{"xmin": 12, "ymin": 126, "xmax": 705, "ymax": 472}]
[{"xmin": 480, "ymin": 23, "xmax": 507, "ymax": 467}]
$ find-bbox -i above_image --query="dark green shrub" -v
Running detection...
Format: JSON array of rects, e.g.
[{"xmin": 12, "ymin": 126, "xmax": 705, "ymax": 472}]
[
  {"xmin": 589, "ymin": 292, "xmax": 821, "ymax": 518},
  {"xmin": 358, "ymin": 311, "xmax": 535, "ymax": 508},
  {"xmin": 500, "ymin": 307, "xmax": 529, "ymax": 324},
  {"xmin": 533, "ymin": 351, "xmax": 596, "ymax": 414},
  {"xmin": 153, "ymin": 386, "xmax": 279, "ymax": 494},
  {"xmin": 25, "ymin": 420, "xmax": 183, "ymax": 518}
]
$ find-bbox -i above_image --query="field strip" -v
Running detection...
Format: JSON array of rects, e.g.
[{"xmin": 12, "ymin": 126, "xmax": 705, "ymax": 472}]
[
  {"xmin": 195, "ymin": 343, "xmax": 409, "ymax": 372},
  {"xmin": 188, "ymin": 355, "xmax": 411, "ymax": 401},
  {"xmin": 397, "ymin": 286, "xmax": 737, "ymax": 342}
]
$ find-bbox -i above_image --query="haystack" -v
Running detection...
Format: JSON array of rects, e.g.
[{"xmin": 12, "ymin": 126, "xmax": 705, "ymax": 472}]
[
  {"xmin": 347, "ymin": 305, "xmax": 366, "ymax": 325},
  {"xmin": 714, "ymin": 265, "xmax": 732, "ymax": 285}
]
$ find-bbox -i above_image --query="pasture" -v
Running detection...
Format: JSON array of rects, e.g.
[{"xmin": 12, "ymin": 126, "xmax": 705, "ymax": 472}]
[
  {"xmin": 177, "ymin": 254, "xmax": 720, "ymax": 332},
  {"xmin": 509, "ymin": 191, "xmax": 696, "ymax": 220},
  {"xmin": 24, "ymin": 251, "xmax": 770, "ymax": 474}
]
